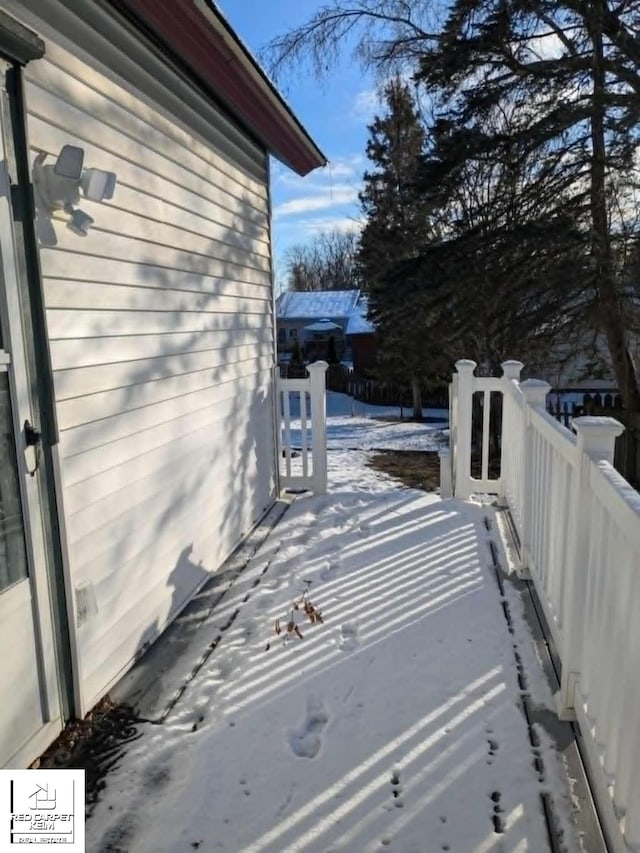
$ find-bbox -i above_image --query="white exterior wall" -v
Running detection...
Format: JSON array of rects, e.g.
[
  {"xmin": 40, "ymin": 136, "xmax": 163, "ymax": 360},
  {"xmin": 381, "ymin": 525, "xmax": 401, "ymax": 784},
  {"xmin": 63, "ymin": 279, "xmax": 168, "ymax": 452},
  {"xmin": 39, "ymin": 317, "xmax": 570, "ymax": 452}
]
[{"xmin": 19, "ymin": 16, "xmax": 276, "ymax": 712}]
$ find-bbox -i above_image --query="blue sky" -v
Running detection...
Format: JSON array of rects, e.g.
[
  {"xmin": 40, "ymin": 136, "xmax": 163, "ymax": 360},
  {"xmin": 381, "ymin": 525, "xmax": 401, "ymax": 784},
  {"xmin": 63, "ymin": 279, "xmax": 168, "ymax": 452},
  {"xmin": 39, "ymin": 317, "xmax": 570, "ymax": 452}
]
[{"xmin": 217, "ymin": 0, "xmax": 381, "ymax": 291}]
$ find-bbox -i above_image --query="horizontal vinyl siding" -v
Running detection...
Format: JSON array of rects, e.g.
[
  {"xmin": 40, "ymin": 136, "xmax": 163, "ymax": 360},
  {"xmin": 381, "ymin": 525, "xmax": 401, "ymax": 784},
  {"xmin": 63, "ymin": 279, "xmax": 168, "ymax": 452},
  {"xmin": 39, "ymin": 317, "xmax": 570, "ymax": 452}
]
[
  {"xmin": 50, "ymin": 327, "xmax": 273, "ymax": 371},
  {"xmin": 42, "ymin": 254, "xmax": 271, "ymax": 300},
  {"xmin": 25, "ymin": 41, "xmax": 276, "ymax": 713},
  {"xmin": 28, "ymin": 39, "xmax": 268, "ymax": 191}
]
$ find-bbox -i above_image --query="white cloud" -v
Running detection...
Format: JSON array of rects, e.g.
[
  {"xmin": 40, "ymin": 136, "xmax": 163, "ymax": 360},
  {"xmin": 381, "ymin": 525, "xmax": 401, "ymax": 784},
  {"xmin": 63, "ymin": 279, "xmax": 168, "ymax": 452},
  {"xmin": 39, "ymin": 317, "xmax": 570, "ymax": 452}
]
[
  {"xmin": 275, "ymin": 187, "xmax": 359, "ymax": 216},
  {"xmin": 271, "ymin": 150, "xmax": 364, "ymax": 269},
  {"xmin": 275, "ymin": 155, "xmax": 365, "ymax": 188},
  {"xmin": 349, "ymin": 71, "xmax": 419, "ymax": 122},
  {"xmin": 298, "ymin": 216, "xmax": 364, "ymax": 234},
  {"xmin": 327, "ymin": 154, "xmax": 366, "ymax": 179},
  {"xmin": 274, "ymin": 170, "xmax": 315, "ymax": 189},
  {"xmin": 523, "ymin": 31, "xmax": 565, "ymax": 62},
  {"xmin": 351, "ymin": 87, "xmax": 383, "ymax": 121}
]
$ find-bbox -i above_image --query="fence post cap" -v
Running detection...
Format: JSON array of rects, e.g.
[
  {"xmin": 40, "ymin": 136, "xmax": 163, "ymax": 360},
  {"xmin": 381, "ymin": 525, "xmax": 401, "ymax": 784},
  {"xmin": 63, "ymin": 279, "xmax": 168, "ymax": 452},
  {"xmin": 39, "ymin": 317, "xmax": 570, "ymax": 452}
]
[
  {"xmin": 519, "ymin": 378, "xmax": 551, "ymax": 407},
  {"xmin": 573, "ymin": 415, "xmax": 625, "ymax": 438},
  {"xmin": 455, "ymin": 359, "xmax": 477, "ymax": 373},
  {"xmin": 573, "ymin": 416, "xmax": 624, "ymax": 462},
  {"xmin": 501, "ymin": 360, "xmax": 524, "ymax": 379},
  {"xmin": 306, "ymin": 360, "xmax": 329, "ymax": 375},
  {"xmin": 520, "ymin": 378, "xmax": 551, "ymax": 390}
]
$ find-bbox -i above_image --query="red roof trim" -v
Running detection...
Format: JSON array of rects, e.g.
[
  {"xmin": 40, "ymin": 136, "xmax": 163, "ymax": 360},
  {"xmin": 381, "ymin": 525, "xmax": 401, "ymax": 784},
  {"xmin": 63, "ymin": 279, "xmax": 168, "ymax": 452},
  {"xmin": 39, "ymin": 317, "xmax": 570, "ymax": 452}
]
[{"xmin": 117, "ymin": 0, "xmax": 326, "ymax": 176}]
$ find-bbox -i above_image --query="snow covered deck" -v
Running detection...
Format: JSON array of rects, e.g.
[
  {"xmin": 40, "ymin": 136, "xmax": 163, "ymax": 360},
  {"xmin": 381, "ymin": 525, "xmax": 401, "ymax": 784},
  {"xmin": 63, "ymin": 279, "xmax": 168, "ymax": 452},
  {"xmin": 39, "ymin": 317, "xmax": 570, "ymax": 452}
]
[{"xmin": 89, "ymin": 412, "xmax": 595, "ymax": 852}]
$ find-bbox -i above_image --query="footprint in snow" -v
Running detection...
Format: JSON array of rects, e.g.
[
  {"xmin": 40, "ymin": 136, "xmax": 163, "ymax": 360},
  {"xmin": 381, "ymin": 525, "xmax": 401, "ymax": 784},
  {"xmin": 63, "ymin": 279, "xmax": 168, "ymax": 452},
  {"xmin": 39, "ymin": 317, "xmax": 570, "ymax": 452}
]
[
  {"xmin": 358, "ymin": 521, "xmax": 372, "ymax": 537},
  {"xmin": 337, "ymin": 622, "xmax": 360, "ymax": 652},
  {"xmin": 390, "ymin": 768, "xmax": 404, "ymax": 808},
  {"xmin": 289, "ymin": 696, "xmax": 329, "ymax": 759},
  {"xmin": 254, "ymin": 591, "xmax": 275, "ymax": 613},
  {"xmin": 215, "ymin": 652, "xmax": 240, "ymax": 679},
  {"xmin": 320, "ymin": 557, "xmax": 342, "ymax": 581},
  {"xmin": 319, "ymin": 560, "xmax": 333, "ymax": 581},
  {"xmin": 245, "ymin": 617, "xmax": 258, "ymax": 634}
]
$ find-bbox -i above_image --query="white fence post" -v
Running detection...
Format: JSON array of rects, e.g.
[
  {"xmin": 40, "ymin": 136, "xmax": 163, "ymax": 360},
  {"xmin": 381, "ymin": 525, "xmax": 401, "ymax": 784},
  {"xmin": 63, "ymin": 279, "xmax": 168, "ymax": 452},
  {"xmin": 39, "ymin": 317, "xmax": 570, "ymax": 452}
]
[
  {"xmin": 449, "ymin": 375, "xmax": 458, "ymax": 495},
  {"xmin": 519, "ymin": 379, "xmax": 551, "ymax": 571},
  {"xmin": 439, "ymin": 448, "xmax": 452, "ymax": 498},
  {"xmin": 454, "ymin": 359, "xmax": 476, "ymax": 499},
  {"xmin": 308, "ymin": 361, "xmax": 329, "ymax": 495},
  {"xmin": 501, "ymin": 360, "xmax": 524, "ymax": 382},
  {"xmin": 559, "ymin": 416, "xmax": 624, "ymax": 716},
  {"xmin": 500, "ymin": 360, "xmax": 523, "ymax": 505}
]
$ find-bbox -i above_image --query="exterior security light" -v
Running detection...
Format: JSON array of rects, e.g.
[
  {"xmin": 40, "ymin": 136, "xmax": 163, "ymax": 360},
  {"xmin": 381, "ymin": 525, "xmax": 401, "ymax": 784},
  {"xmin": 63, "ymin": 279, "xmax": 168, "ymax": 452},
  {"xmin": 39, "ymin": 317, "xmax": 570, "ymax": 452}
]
[
  {"xmin": 32, "ymin": 146, "xmax": 117, "ymax": 244},
  {"xmin": 81, "ymin": 168, "xmax": 117, "ymax": 202},
  {"xmin": 54, "ymin": 144, "xmax": 84, "ymax": 179},
  {"xmin": 66, "ymin": 208, "xmax": 94, "ymax": 237},
  {"xmin": 33, "ymin": 154, "xmax": 81, "ymax": 210}
]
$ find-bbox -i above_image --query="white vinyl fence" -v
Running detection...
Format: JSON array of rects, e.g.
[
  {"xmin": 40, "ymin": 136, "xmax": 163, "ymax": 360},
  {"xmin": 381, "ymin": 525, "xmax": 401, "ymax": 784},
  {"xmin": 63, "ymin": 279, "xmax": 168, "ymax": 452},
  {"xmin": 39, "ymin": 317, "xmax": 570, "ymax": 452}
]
[
  {"xmin": 276, "ymin": 361, "xmax": 328, "ymax": 495},
  {"xmin": 446, "ymin": 359, "xmax": 640, "ymax": 853}
]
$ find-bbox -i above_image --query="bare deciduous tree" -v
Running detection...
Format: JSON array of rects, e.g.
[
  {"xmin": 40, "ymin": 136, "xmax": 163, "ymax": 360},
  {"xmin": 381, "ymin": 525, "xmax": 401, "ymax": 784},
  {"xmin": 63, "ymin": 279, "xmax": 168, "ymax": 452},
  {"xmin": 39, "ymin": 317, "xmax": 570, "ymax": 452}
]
[
  {"xmin": 263, "ymin": 1, "xmax": 439, "ymax": 82},
  {"xmin": 284, "ymin": 228, "xmax": 361, "ymax": 291}
]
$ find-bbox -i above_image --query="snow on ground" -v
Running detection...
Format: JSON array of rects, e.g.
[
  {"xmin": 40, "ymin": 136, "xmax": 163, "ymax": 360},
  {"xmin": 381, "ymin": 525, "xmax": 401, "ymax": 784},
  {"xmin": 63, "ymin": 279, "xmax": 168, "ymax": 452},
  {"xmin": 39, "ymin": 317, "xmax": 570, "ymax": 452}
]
[
  {"xmin": 323, "ymin": 393, "xmax": 447, "ymax": 423},
  {"xmin": 287, "ymin": 392, "xmax": 449, "ymax": 453},
  {"xmin": 88, "ymin": 405, "xmax": 581, "ymax": 853}
]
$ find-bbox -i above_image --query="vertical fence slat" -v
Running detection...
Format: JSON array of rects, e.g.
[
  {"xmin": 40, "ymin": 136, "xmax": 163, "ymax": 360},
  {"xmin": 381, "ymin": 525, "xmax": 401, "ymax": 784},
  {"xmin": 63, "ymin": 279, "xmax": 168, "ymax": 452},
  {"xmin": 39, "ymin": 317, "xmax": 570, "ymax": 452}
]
[
  {"xmin": 547, "ymin": 447, "xmax": 562, "ymax": 617},
  {"xmin": 481, "ymin": 389, "xmax": 490, "ymax": 482},
  {"xmin": 532, "ymin": 429, "xmax": 540, "ymax": 579},
  {"xmin": 600, "ymin": 536, "xmax": 631, "ymax": 777},
  {"xmin": 454, "ymin": 360, "xmax": 476, "ymax": 499},
  {"xmin": 282, "ymin": 389, "xmax": 292, "ymax": 479},
  {"xmin": 520, "ymin": 380, "xmax": 551, "ymax": 575},
  {"xmin": 308, "ymin": 361, "xmax": 328, "ymax": 495},
  {"xmin": 580, "ymin": 500, "xmax": 602, "ymax": 706},
  {"xmin": 300, "ymin": 390, "xmax": 309, "ymax": 479},
  {"xmin": 589, "ymin": 509, "xmax": 611, "ymax": 725},
  {"xmin": 450, "ymin": 376, "xmax": 457, "ymax": 492},
  {"xmin": 541, "ymin": 438, "xmax": 551, "ymax": 589},
  {"xmin": 535, "ymin": 432, "xmax": 545, "ymax": 581},
  {"xmin": 556, "ymin": 459, "xmax": 572, "ymax": 628},
  {"xmin": 612, "ymin": 564, "xmax": 640, "ymax": 824}
]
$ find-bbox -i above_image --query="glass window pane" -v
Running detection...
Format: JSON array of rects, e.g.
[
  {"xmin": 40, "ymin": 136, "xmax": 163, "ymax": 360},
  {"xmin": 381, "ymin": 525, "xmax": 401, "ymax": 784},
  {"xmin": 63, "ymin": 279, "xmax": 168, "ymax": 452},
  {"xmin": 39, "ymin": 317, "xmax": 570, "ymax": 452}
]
[{"xmin": 0, "ymin": 372, "xmax": 28, "ymax": 591}]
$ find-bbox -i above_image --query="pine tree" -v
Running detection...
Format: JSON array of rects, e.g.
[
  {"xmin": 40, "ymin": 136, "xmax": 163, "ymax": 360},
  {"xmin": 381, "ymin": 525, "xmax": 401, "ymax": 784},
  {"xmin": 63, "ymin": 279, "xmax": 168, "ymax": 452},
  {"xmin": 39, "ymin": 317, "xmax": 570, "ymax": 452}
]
[
  {"xmin": 399, "ymin": 108, "xmax": 590, "ymax": 375},
  {"xmin": 268, "ymin": 0, "xmax": 640, "ymax": 411},
  {"xmin": 358, "ymin": 78, "xmax": 437, "ymax": 419},
  {"xmin": 414, "ymin": 0, "xmax": 640, "ymax": 407}
]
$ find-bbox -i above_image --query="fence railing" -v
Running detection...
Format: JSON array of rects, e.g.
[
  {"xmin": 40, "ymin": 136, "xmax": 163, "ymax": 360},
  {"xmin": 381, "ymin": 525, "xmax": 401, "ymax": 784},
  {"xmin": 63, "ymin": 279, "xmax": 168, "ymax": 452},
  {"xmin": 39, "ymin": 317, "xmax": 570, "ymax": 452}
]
[
  {"xmin": 276, "ymin": 361, "xmax": 328, "ymax": 495},
  {"xmin": 445, "ymin": 358, "xmax": 640, "ymax": 853}
]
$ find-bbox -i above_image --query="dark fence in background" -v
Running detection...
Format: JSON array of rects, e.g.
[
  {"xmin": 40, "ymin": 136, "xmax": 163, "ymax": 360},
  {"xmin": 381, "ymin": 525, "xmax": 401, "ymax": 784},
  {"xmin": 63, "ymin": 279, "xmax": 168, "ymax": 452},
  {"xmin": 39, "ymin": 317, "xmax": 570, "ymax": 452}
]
[
  {"xmin": 279, "ymin": 362, "xmax": 448, "ymax": 410},
  {"xmin": 609, "ymin": 411, "xmax": 640, "ymax": 489},
  {"xmin": 278, "ymin": 363, "xmax": 307, "ymax": 379},
  {"xmin": 325, "ymin": 364, "xmax": 448, "ymax": 410},
  {"xmin": 469, "ymin": 389, "xmax": 639, "ymax": 489},
  {"xmin": 546, "ymin": 400, "xmax": 579, "ymax": 430},
  {"xmin": 547, "ymin": 391, "xmax": 639, "ymax": 489}
]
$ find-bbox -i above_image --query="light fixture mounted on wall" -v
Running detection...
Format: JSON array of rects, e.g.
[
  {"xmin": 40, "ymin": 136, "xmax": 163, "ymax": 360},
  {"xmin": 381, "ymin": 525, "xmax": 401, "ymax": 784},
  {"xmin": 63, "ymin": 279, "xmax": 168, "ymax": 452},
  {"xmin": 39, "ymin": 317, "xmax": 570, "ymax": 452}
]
[{"xmin": 32, "ymin": 145, "xmax": 117, "ymax": 242}]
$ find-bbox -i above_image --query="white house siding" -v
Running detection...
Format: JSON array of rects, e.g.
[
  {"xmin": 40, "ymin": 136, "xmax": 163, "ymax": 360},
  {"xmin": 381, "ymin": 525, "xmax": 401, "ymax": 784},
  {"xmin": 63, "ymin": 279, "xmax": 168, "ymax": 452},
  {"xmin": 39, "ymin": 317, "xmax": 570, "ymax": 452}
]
[{"xmin": 22, "ymin": 35, "xmax": 276, "ymax": 711}]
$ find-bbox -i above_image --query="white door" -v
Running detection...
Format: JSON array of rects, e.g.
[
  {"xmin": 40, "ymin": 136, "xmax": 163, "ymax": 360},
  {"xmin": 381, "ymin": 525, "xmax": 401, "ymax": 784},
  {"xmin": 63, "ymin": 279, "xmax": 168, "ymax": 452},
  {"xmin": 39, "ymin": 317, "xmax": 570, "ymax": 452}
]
[{"xmin": 0, "ymin": 56, "xmax": 62, "ymax": 767}]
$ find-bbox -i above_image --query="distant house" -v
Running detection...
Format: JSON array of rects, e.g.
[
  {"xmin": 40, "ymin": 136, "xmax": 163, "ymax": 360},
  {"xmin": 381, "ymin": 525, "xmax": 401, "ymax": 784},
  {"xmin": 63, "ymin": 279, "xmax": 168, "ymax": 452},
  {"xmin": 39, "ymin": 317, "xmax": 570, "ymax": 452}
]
[
  {"xmin": 276, "ymin": 290, "xmax": 376, "ymax": 369},
  {"xmin": 0, "ymin": 0, "xmax": 324, "ymax": 768},
  {"xmin": 532, "ymin": 331, "xmax": 640, "ymax": 398}
]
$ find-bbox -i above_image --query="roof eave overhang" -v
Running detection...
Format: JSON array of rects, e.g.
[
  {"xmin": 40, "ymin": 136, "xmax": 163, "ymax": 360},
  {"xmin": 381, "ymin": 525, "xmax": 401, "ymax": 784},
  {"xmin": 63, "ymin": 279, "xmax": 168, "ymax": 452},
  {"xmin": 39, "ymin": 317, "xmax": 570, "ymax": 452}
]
[{"xmin": 112, "ymin": 0, "xmax": 326, "ymax": 176}]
